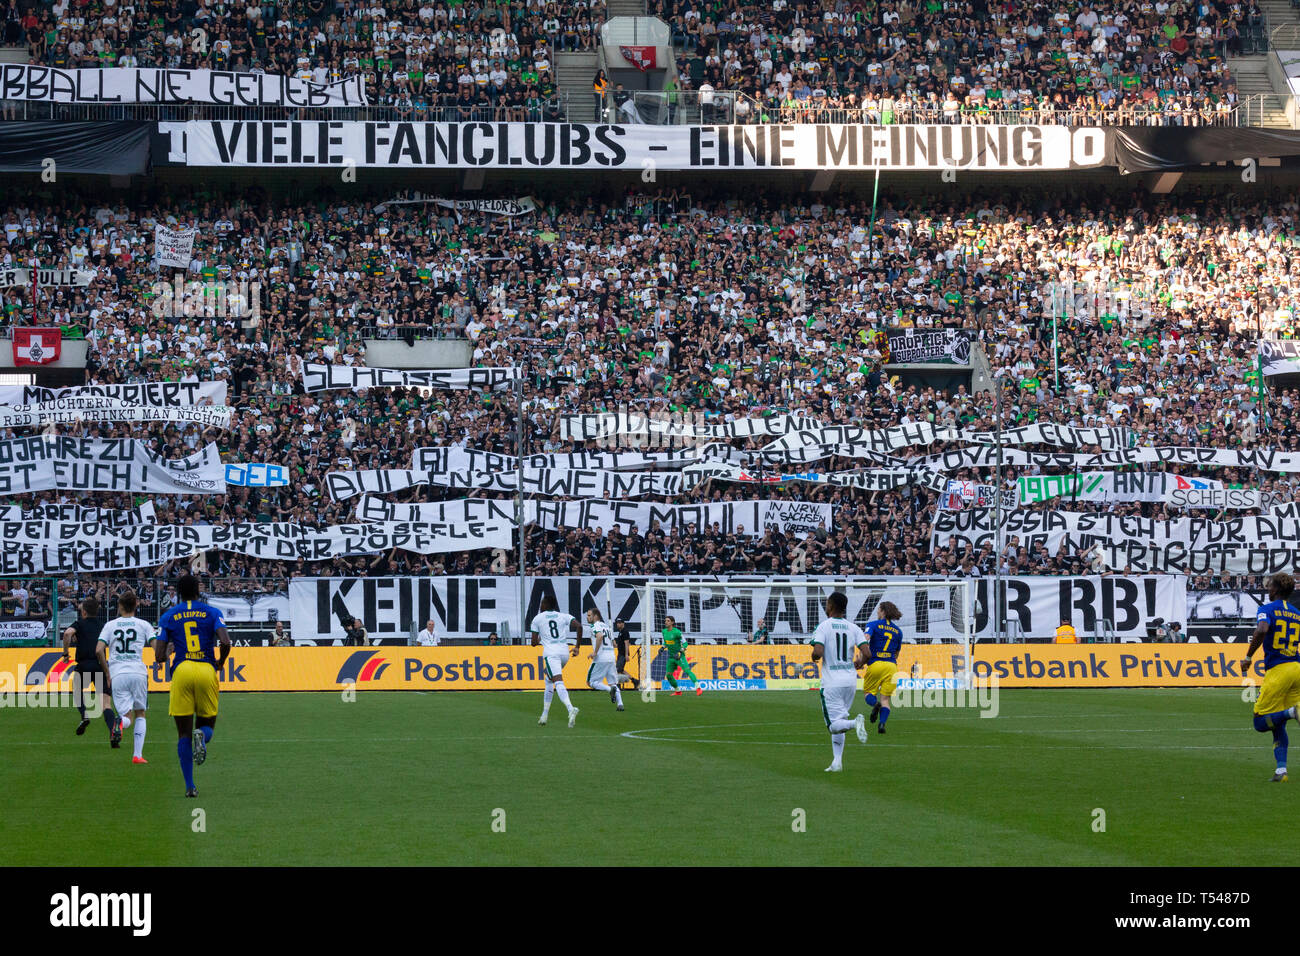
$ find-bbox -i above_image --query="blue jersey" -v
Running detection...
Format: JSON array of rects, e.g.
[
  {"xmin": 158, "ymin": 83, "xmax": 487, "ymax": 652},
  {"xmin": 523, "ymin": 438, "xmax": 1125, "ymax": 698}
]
[
  {"xmin": 1255, "ymin": 599, "xmax": 1300, "ymax": 670},
  {"xmin": 158, "ymin": 600, "xmax": 226, "ymax": 667},
  {"xmin": 865, "ymin": 619, "xmax": 903, "ymax": 662}
]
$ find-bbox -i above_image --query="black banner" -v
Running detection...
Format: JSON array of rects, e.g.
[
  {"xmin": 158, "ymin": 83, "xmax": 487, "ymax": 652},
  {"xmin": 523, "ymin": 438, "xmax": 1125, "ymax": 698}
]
[{"xmin": 0, "ymin": 121, "xmax": 150, "ymax": 175}]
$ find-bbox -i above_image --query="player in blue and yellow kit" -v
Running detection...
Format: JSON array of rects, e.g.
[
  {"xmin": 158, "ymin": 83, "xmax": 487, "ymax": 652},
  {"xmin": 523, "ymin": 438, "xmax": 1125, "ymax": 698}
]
[
  {"xmin": 153, "ymin": 575, "xmax": 231, "ymax": 797},
  {"xmin": 1243, "ymin": 573, "xmax": 1300, "ymax": 782},
  {"xmin": 863, "ymin": 601, "xmax": 903, "ymax": 734}
]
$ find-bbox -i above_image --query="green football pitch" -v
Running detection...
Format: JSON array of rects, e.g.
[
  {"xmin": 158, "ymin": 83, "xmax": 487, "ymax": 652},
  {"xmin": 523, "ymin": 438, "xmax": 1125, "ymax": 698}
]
[{"xmin": 1, "ymin": 688, "xmax": 1292, "ymax": 866}]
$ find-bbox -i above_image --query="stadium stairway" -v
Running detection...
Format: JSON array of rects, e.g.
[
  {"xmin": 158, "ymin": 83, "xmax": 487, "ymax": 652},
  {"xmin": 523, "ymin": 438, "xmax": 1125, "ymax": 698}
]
[
  {"xmin": 556, "ymin": 51, "xmax": 601, "ymax": 122},
  {"xmin": 1261, "ymin": 0, "xmax": 1300, "ymax": 43},
  {"xmin": 1228, "ymin": 54, "xmax": 1296, "ymax": 127},
  {"xmin": 0, "ymin": 46, "xmax": 26, "ymax": 63},
  {"xmin": 606, "ymin": 0, "xmax": 649, "ymax": 17}
]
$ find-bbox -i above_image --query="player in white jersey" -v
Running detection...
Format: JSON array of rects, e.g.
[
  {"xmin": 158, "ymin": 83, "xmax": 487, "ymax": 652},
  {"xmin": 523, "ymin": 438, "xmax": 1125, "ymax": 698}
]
[
  {"xmin": 585, "ymin": 608, "xmax": 624, "ymax": 711},
  {"xmin": 94, "ymin": 589, "xmax": 154, "ymax": 764},
  {"xmin": 809, "ymin": 591, "xmax": 870, "ymax": 772},
  {"xmin": 530, "ymin": 596, "xmax": 580, "ymax": 727}
]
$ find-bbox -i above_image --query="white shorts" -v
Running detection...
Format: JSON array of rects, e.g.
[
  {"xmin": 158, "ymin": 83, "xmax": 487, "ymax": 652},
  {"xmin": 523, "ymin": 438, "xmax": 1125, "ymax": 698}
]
[
  {"xmin": 819, "ymin": 683, "xmax": 855, "ymax": 729},
  {"xmin": 111, "ymin": 671, "xmax": 149, "ymax": 714},
  {"xmin": 542, "ymin": 654, "xmax": 569, "ymax": 682},
  {"xmin": 587, "ymin": 658, "xmax": 617, "ymax": 688}
]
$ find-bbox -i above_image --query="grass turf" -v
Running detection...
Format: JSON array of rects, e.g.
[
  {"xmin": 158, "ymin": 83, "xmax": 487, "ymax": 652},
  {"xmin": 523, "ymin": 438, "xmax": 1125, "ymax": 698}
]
[{"xmin": 0, "ymin": 687, "xmax": 1291, "ymax": 866}]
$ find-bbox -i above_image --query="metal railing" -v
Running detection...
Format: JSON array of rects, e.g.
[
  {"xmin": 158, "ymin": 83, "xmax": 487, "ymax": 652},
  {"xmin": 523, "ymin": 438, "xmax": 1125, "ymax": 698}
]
[
  {"xmin": 1272, "ymin": 23, "xmax": 1300, "ymax": 49},
  {"xmin": 359, "ymin": 325, "xmax": 466, "ymax": 341},
  {"xmin": 0, "ymin": 93, "xmax": 570, "ymax": 124}
]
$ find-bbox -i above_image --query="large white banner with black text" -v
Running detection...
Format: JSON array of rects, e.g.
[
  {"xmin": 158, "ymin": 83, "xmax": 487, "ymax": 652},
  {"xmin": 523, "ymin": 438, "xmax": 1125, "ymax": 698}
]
[
  {"xmin": 302, "ymin": 363, "xmax": 520, "ymax": 392},
  {"xmin": 0, "ymin": 437, "xmax": 226, "ymax": 494},
  {"xmin": 167, "ymin": 121, "xmax": 1106, "ymax": 171},
  {"xmin": 2, "ymin": 66, "xmax": 366, "ymax": 106},
  {"xmin": 0, "ymin": 398, "xmax": 232, "ymax": 429},
  {"xmin": 0, "ymin": 381, "xmax": 227, "ymax": 407},
  {"xmin": 287, "ymin": 574, "xmax": 1185, "ymax": 643},
  {"xmin": 0, "ymin": 519, "xmax": 512, "ymax": 575}
]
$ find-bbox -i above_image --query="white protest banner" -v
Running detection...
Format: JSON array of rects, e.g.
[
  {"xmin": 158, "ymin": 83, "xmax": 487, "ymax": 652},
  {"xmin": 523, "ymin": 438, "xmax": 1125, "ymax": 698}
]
[
  {"xmin": 916, "ymin": 445, "xmax": 1300, "ymax": 473},
  {"xmin": 1259, "ymin": 338, "xmax": 1300, "ymax": 377},
  {"xmin": 1164, "ymin": 487, "xmax": 1273, "ymax": 510},
  {"xmin": 1099, "ymin": 542, "xmax": 1300, "ymax": 576},
  {"xmin": 688, "ymin": 462, "xmax": 917, "ymax": 490},
  {"xmin": 560, "ymin": 410, "xmax": 823, "ymax": 442},
  {"xmin": 932, "ymin": 508, "xmax": 1300, "ymax": 554},
  {"xmin": 154, "ymin": 225, "xmax": 196, "ymax": 269},
  {"xmin": 529, "ymin": 499, "xmax": 832, "ymax": 537},
  {"xmin": 0, "ymin": 268, "xmax": 95, "ymax": 289},
  {"xmin": 0, "ymin": 620, "xmax": 46, "ymax": 643},
  {"xmin": 0, "ymin": 65, "xmax": 367, "ymax": 106},
  {"xmin": 288, "ymin": 573, "xmax": 1182, "ymax": 644},
  {"xmin": 374, "ymin": 195, "xmax": 537, "ymax": 215},
  {"xmin": 354, "ymin": 495, "xmax": 519, "ymax": 525},
  {"xmin": 0, "ymin": 501, "xmax": 156, "ymax": 526},
  {"xmin": 763, "ymin": 421, "xmax": 950, "ymax": 454},
  {"xmin": 433, "ymin": 467, "xmax": 696, "ymax": 498},
  {"xmin": 328, "ymin": 466, "xmax": 697, "ymax": 501},
  {"xmin": 0, "ymin": 381, "xmax": 227, "ymax": 407},
  {"xmin": 0, "ymin": 437, "xmax": 226, "ymax": 495},
  {"xmin": 172, "ymin": 122, "xmax": 1105, "ymax": 171},
  {"xmin": 959, "ymin": 424, "xmax": 1135, "ymax": 451},
  {"xmin": 302, "ymin": 363, "xmax": 521, "ymax": 392},
  {"xmin": 0, "ymin": 519, "xmax": 513, "ymax": 575},
  {"xmin": 431, "ymin": 197, "xmax": 537, "ymax": 216},
  {"xmin": 410, "ymin": 445, "xmax": 725, "ymax": 474},
  {"xmin": 0, "ymin": 398, "xmax": 232, "ymax": 429},
  {"xmin": 325, "ymin": 469, "xmax": 430, "ymax": 501}
]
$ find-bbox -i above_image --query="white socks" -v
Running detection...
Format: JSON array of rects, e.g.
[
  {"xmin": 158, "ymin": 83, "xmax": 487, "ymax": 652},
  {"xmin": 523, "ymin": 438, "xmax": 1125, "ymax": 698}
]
[
  {"xmin": 542, "ymin": 683, "xmax": 554, "ymax": 718},
  {"xmin": 613, "ymin": 685, "xmax": 624, "ymax": 706},
  {"xmin": 831, "ymin": 733, "xmax": 845, "ymax": 764},
  {"xmin": 133, "ymin": 717, "xmax": 146, "ymax": 759},
  {"xmin": 553, "ymin": 681, "xmax": 574, "ymax": 713},
  {"xmin": 829, "ymin": 718, "xmax": 855, "ymax": 734}
]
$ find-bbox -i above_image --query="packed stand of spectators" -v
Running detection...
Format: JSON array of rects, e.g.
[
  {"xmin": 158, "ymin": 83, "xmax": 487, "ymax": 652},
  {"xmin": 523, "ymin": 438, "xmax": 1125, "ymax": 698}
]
[
  {"xmin": 2, "ymin": 185, "xmax": 1299, "ymax": 602},
  {"xmin": 653, "ymin": 0, "xmax": 1254, "ymax": 126},
  {"xmin": 0, "ymin": 0, "xmax": 602, "ymax": 120}
]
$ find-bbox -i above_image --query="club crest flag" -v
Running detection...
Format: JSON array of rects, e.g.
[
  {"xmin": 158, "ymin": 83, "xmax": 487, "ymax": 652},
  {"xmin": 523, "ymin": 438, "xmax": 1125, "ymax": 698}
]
[
  {"xmin": 620, "ymin": 46, "xmax": 657, "ymax": 71},
  {"xmin": 12, "ymin": 328, "xmax": 61, "ymax": 366}
]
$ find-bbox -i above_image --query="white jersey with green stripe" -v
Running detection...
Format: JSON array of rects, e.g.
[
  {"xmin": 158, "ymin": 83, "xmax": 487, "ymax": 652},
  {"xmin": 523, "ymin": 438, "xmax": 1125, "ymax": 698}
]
[
  {"xmin": 97, "ymin": 616, "xmax": 155, "ymax": 678},
  {"xmin": 531, "ymin": 610, "xmax": 575, "ymax": 655},
  {"xmin": 811, "ymin": 617, "xmax": 867, "ymax": 688}
]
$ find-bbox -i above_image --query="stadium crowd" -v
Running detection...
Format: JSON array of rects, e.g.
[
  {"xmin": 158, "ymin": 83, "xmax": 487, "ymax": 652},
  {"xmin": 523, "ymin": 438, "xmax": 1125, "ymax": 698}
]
[
  {"xmin": 0, "ymin": 0, "xmax": 1266, "ymax": 125},
  {"xmin": 1, "ymin": 184, "xmax": 1298, "ymax": 615},
  {"xmin": 1, "ymin": 0, "xmax": 600, "ymax": 120},
  {"xmin": 659, "ymin": 0, "xmax": 1251, "ymax": 125}
]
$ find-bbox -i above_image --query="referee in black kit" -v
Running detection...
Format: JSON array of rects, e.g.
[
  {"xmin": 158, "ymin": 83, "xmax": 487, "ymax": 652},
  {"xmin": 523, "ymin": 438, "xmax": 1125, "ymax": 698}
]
[
  {"xmin": 60, "ymin": 596, "xmax": 121, "ymax": 746},
  {"xmin": 613, "ymin": 619, "xmax": 639, "ymax": 691}
]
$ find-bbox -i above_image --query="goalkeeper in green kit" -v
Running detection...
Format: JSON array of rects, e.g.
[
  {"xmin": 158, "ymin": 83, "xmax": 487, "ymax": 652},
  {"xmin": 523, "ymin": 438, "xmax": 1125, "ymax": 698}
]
[{"xmin": 662, "ymin": 616, "xmax": 703, "ymax": 697}]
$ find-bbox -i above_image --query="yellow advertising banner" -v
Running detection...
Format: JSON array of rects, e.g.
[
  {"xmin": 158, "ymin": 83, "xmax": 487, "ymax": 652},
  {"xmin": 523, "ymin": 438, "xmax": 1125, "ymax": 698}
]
[
  {"xmin": 0, "ymin": 646, "xmax": 645, "ymax": 693},
  {"xmin": 0, "ymin": 643, "xmax": 1264, "ymax": 692}
]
